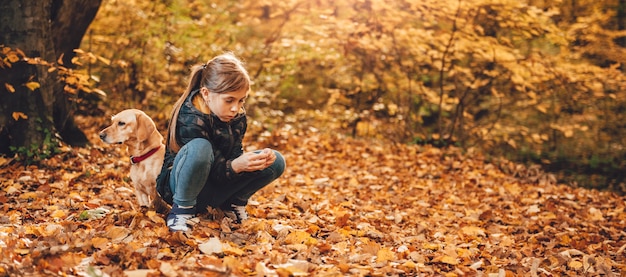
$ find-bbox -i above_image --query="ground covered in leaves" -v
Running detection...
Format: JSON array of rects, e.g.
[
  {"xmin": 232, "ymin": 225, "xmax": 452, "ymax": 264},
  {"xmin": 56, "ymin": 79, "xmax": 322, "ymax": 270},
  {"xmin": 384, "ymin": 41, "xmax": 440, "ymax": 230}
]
[{"xmin": 0, "ymin": 115, "xmax": 624, "ymax": 277}]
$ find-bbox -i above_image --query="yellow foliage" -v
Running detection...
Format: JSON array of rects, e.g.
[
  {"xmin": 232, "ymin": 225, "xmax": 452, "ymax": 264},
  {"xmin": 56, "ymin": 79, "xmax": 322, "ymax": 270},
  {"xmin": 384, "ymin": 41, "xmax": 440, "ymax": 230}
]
[
  {"xmin": 50, "ymin": 210, "xmax": 66, "ymax": 219},
  {"xmin": 376, "ymin": 248, "xmax": 395, "ymax": 263},
  {"xmin": 24, "ymin": 81, "xmax": 40, "ymax": 91},
  {"xmin": 440, "ymin": 255, "xmax": 459, "ymax": 265},
  {"xmin": 423, "ymin": 243, "xmax": 440, "ymax": 251},
  {"xmin": 284, "ymin": 230, "xmax": 317, "ymax": 246},
  {"xmin": 91, "ymin": 237, "xmax": 109, "ymax": 249}
]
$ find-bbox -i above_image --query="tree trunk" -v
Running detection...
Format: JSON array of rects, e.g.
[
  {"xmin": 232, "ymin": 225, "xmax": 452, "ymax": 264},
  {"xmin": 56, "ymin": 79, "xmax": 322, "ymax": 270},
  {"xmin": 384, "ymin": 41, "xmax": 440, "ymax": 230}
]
[{"xmin": 0, "ymin": 0, "xmax": 101, "ymax": 157}]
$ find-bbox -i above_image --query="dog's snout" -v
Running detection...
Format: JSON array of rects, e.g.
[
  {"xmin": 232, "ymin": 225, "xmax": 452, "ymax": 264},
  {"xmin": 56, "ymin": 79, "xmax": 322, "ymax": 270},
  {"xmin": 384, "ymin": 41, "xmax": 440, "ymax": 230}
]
[{"xmin": 99, "ymin": 132, "xmax": 106, "ymax": 141}]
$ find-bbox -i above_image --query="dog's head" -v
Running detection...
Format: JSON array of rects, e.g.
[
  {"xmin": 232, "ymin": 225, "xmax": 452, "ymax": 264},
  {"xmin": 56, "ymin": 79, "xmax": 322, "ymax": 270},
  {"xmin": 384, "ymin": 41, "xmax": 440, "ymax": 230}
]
[{"xmin": 99, "ymin": 109, "xmax": 156, "ymax": 144}]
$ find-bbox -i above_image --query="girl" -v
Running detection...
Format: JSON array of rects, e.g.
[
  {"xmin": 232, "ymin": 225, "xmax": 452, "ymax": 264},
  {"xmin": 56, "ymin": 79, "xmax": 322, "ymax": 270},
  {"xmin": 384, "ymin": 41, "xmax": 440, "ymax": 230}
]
[{"xmin": 156, "ymin": 53, "xmax": 285, "ymax": 232}]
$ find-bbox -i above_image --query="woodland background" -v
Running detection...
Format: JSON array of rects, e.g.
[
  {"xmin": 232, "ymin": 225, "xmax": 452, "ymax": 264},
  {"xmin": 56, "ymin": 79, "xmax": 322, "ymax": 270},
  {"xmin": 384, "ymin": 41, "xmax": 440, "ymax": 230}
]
[
  {"xmin": 0, "ymin": 0, "xmax": 626, "ymax": 276},
  {"xmin": 78, "ymin": 0, "xmax": 625, "ymax": 192}
]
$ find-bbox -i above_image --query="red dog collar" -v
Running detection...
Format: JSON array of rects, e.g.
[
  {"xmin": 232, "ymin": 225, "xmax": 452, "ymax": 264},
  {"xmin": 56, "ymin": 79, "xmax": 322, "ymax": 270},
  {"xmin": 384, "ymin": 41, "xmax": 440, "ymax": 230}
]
[{"xmin": 130, "ymin": 145, "xmax": 161, "ymax": 165}]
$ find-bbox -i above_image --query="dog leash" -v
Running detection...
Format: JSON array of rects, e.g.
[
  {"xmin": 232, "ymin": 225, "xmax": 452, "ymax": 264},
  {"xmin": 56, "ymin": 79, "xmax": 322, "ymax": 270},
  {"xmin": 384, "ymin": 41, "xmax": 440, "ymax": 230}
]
[{"xmin": 130, "ymin": 145, "xmax": 162, "ymax": 165}]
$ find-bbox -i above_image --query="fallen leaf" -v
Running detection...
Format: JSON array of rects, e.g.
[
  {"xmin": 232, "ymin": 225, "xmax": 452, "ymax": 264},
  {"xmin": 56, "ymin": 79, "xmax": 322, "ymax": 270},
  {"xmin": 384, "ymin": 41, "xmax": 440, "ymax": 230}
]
[
  {"xmin": 198, "ymin": 237, "xmax": 223, "ymax": 255},
  {"xmin": 284, "ymin": 230, "xmax": 317, "ymax": 246},
  {"xmin": 440, "ymin": 255, "xmax": 459, "ymax": 265},
  {"xmin": 376, "ymin": 248, "xmax": 395, "ymax": 263},
  {"xmin": 123, "ymin": 269, "xmax": 157, "ymax": 277}
]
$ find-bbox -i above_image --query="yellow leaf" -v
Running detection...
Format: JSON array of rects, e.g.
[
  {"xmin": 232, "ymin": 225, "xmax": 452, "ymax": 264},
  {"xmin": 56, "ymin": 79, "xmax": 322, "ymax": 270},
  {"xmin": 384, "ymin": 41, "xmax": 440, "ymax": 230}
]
[
  {"xmin": 19, "ymin": 191, "xmax": 38, "ymax": 200},
  {"xmin": 587, "ymin": 207, "xmax": 604, "ymax": 221},
  {"xmin": 401, "ymin": 260, "xmax": 417, "ymax": 269},
  {"xmin": 223, "ymin": 243, "xmax": 245, "ymax": 256},
  {"xmin": 97, "ymin": 56, "xmax": 111, "ymax": 65},
  {"xmin": 57, "ymin": 53, "xmax": 65, "ymax": 65},
  {"xmin": 460, "ymin": 226, "xmax": 486, "ymax": 238},
  {"xmin": 51, "ymin": 210, "xmax": 66, "ymax": 219},
  {"xmin": 542, "ymin": 212, "xmax": 557, "ymax": 220},
  {"xmin": 536, "ymin": 104, "xmax": 548, "ymax": 113},
  {"xmin": 14, "ymin": 248, "xmax": 30, "ymax": 255},
  {"xmin": 563, "ymin": 130, "xmax": 573, "ymax": 138},
  {"xmin": 12, "ymin": 112, "xmax": 27, "ymax": 121},
  {"xmin": 441, "ymin": 255, "xmax": 458, "ymax": 265},
  {"xmin": 568, "ymin": 260, "xmax": 583, "ymax": 270},
  {"xmin": 105, "ymin": 226, "xmax": 130, "ymax": 242},
  {"xmin": 24, "ymin": 225, "xmax": 41, "ymax": 236},
  {"xmin": 284, "ymin": 230, "xmax": 317, "ymax": 246},
  {"xmin": 25, "ymin": 81, "xmax": 40, "ymax": 91},
  {"xmin": 61, "ymin": 172, "xmax": 81, "ymax": 181},
  {"xmin": 71, "ymin": 56, "xmax": 83, "ymax": 66},
  {"xmin": 4, "ymin": 83, "xmax": 15, "ymax": 93},
  {"xmin": 65, "ymin": 75, "xmax": 78, "ymax": 85},
  {"xmin": 423, "ymin": 243, "xmax": 440, "ymax": 250},
  {"xmin": 376, "ymin": 248, "xmax": 395, "ymax": 263},
  {"xmin": 91, "ymin": 237, "xmax": 109, "ymax": 249},
  {"xmin": 7, "ymin": 53, "xmax": 20, "ymax": 63},
  {"xmin": 507, "ymin": 139, "xmax": 517, "ymax": 149},
  {"xmin": 456, "ymin": 248, "xmax": 473, "ymax": 258},
  {"xmin": 0, "ymin": 156, "xmax": 11, "ymax": 167}
]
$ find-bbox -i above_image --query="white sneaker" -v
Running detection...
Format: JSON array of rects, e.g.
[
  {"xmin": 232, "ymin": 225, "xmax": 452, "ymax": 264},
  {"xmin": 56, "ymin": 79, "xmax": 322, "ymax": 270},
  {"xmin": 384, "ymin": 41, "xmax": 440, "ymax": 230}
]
[{"xmin": 166, "ymin": 204, "xmax": 196, "ymax": 232}]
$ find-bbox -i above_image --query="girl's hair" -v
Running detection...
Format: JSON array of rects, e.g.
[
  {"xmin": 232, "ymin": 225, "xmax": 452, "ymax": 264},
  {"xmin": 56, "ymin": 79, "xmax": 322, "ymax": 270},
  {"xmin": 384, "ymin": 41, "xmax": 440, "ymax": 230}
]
[{"xmin": 167, "ymin": 52, "xmax": 251, "ymax": 152}]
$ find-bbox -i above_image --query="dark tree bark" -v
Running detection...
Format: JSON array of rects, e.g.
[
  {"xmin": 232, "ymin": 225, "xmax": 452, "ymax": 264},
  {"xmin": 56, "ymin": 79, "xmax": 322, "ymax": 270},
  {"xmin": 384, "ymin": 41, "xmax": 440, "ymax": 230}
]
[{"xmin": 0, "ymin": 0, "xmax": 101, "ymax": 156}]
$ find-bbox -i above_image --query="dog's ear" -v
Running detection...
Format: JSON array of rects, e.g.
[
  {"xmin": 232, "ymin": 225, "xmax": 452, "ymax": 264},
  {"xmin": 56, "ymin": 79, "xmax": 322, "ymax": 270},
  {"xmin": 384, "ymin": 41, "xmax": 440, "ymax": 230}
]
[{"xmin": 135, "ymin": 111, "xmax": 156, "ymax": 142}]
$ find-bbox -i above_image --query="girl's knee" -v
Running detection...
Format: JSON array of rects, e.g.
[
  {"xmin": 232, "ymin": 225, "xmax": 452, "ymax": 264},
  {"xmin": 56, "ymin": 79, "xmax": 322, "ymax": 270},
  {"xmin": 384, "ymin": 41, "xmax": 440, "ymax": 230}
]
[
  {"xmin": 185, "ymin": 138, "xmax": 212, "ymax": 151},
  {"xmin": 272, "ymin": 150, "xmax": 286, "ymax": 176},
  {"xmin": 179, "ymin": 138, "xmax": 214, "ymax": 168}
]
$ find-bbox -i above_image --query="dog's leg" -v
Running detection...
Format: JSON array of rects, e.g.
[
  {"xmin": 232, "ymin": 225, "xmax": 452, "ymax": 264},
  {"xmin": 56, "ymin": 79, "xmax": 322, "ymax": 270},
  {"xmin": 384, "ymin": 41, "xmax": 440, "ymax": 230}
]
[{"xmin": 133, "ymin": 184, "xmax": 150, "ymax": 207}]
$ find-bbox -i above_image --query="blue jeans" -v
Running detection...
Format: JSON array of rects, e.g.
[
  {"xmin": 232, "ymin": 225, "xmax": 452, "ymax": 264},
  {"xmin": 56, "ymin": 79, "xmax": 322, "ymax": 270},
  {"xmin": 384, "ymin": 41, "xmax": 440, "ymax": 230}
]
[{"xmin": 169, "ymin": 138, "xmax": 285, "ymax": 209}]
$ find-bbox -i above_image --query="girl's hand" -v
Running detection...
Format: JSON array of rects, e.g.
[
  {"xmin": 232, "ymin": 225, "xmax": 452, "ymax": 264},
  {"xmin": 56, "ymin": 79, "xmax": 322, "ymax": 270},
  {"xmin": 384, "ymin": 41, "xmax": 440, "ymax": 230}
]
[
  {"xmin": 232, "ymin": 148, "xmax": 275, "ymax": 173},
  {"xmin": 262, "ymin": 148, "xmax": 276, "ymax": 168}
]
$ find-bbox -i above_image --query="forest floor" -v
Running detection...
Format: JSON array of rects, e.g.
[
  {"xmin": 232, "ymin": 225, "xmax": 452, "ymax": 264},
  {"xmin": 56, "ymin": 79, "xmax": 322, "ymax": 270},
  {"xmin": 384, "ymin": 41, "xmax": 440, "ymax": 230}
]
[{"xmin": 0, "ymin": 114, "xmax": 624, "ymax": 277}]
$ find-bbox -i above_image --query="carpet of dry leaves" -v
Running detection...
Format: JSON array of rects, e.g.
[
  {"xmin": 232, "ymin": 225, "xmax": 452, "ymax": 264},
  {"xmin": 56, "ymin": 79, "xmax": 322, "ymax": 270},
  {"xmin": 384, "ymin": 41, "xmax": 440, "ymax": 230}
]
[{"xmin": 0, "ymin": 115, "xmax": 624, "ymax": 277}]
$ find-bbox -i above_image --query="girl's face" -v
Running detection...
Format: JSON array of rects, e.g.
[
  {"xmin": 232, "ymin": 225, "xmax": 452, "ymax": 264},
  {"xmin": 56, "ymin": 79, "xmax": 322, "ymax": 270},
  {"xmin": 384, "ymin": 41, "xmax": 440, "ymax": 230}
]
[{"xmin": 201, "ymin": 87, "xmax": 248, "ymax": 122}]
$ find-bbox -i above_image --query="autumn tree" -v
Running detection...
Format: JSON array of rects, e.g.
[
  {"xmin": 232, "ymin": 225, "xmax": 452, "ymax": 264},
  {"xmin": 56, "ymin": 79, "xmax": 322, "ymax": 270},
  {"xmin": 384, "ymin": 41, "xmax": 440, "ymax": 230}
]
[{"xmin": 0, "ymin": 0, "xmax": 101, "ymax": 160}]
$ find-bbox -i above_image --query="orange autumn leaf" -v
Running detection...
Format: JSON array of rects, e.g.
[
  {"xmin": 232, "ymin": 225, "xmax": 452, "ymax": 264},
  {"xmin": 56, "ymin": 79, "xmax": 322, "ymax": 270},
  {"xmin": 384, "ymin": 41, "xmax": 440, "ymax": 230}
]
[
  {"xmin": 12, "ymin": 112, "xmax": 27, "ymax": 120},
  {"xmin": 4, "ymin": 83, "xmax": 15, "ymax": 93},
  {"xmin": 284, "ymin": 230, "xmax": 317, "ymax": 246},
  {"xmin": 91, "ymin": 237, "xmax": 109, "ymax": 249},
  {"xmin": 24, "ymin": 81, "xmax": 40, "ymax": 91},
  {"xmin": 440, "ymin": 255, "xmax": 459, "ymax": 265},
  {"xmin": 376, "ymin": 248, "xmax": 395, "ymax": 263}
]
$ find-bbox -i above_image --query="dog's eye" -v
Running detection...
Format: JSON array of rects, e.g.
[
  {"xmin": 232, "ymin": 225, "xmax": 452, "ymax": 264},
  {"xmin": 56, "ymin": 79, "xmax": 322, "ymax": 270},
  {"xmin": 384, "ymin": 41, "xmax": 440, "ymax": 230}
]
[{"xmin": 118, "ymin": 122, "xmax": 126, "ymax": 126}]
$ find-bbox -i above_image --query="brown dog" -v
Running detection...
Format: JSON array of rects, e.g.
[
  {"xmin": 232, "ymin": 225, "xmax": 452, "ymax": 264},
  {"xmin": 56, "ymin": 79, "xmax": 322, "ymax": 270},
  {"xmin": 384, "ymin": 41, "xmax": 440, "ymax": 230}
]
[{"xmin": 99, "ymin": 109, "xmax": 168, "ymax": 212}]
